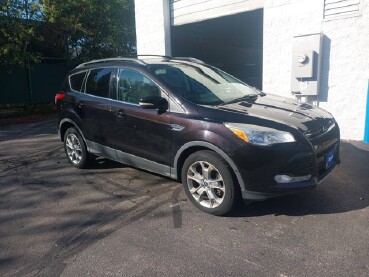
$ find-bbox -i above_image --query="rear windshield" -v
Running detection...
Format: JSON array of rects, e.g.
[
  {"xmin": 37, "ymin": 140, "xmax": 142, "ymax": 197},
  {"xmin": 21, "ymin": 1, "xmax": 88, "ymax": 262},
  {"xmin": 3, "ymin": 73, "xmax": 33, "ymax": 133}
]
[{"xmin": 148, "ymin": 63, "xmax": 257, "ymax": 106}]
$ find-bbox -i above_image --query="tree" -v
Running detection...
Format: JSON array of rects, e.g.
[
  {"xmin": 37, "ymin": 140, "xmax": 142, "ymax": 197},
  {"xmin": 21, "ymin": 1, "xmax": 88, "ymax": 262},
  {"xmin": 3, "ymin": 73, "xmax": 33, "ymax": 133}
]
[
  {"xmin": 0, "ymin": 0, "xmax": 136, "ymax": 67},
  {"xmin": 0, "ymin": 0, "xmax": 43, "ymax": 67},
  {"xmin": 43, "ymin": 0, "xmax": 136, "ymax": 61}
]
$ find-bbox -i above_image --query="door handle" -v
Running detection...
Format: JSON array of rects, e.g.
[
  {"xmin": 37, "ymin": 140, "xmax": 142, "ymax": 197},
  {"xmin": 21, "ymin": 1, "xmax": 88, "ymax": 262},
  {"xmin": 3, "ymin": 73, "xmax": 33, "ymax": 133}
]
[{"xmin": 116, "ymin": 110, "xmax": 126, "ymax": 117}]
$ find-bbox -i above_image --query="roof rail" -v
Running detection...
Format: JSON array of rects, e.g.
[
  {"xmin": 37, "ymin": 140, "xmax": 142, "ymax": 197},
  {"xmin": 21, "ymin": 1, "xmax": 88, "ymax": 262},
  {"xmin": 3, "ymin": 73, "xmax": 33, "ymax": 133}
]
[
  {"xmin": 174, "ymin": 57, "xmax": 205, "ymax": 64},
  {"xmin": 76, "ymin": 57, "xmax": 146, "ymax": 68},
  {"xmin": 136, "ymin": 54, "xmax": 173, "ymax": 59}
]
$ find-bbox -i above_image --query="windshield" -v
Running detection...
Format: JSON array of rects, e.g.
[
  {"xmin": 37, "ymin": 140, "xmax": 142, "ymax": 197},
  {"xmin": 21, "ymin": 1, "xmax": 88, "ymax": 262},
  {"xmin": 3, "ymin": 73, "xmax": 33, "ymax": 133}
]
[{"xmin": 147, "ymin": 62, "xmax": 258, "ymax": 106}]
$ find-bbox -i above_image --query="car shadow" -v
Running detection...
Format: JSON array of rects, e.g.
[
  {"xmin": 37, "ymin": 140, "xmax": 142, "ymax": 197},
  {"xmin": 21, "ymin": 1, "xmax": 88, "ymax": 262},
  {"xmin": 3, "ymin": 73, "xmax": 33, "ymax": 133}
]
[
  {"xmin": 85, "ymin": 157, "xmax": 127, "ymax": 170},
  {"xmin": 80, "ymin": 140, "xmax": 369, "ymax": 218}
]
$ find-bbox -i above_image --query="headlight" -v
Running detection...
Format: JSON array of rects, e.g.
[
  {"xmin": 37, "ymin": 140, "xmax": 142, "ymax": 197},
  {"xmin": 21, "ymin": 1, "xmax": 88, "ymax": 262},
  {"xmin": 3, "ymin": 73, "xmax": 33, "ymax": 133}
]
[{"xmin": 225, "ymin": 123, "xmax": 295, "ymax": 146}]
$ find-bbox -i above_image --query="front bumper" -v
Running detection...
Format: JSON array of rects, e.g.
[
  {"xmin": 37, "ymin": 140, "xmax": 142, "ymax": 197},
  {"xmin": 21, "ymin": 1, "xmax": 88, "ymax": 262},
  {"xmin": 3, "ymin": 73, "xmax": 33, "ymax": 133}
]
[{"xmin": 231, "ymin": 124, "xmax": 340, "ymax": 201}]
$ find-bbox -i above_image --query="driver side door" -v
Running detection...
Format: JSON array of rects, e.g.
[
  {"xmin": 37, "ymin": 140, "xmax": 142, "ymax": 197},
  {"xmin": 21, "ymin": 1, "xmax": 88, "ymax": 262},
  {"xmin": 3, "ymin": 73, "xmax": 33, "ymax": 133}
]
[{"xmin": 109, "ymin": 68, "xmax": 172, "ymax": 173}]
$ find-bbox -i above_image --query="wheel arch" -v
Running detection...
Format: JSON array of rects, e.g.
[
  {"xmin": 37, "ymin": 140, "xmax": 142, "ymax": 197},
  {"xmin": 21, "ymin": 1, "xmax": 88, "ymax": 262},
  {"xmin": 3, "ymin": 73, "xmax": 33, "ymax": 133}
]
[
  {"xmin": 59, "ymin": 119, "xmax": 85, "ymax": 143},
  {"xmin": 173, "ymin": 141, "xmax": 246, "ymax": 191}
]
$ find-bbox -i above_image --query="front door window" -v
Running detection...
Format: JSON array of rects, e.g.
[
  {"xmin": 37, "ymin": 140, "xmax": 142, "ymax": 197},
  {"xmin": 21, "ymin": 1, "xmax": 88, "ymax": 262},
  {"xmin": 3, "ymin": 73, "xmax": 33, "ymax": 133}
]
[{"xmin": 118, "ymin": 69, "xmax": 161, "ymax": 104}]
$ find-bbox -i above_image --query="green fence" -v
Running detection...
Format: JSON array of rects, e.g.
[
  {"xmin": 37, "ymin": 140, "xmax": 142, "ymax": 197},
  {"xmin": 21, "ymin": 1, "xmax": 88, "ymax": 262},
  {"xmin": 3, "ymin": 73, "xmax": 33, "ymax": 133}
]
[{"xmin": 0, "ymin": 63, "xmax": 72, "ymax": 105}]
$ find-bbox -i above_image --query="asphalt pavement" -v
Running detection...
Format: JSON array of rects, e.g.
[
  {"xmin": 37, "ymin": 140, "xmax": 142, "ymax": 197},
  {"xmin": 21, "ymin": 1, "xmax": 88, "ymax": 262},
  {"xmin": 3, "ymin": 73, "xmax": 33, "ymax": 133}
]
[{"xmin": 0, "ymin": 119, "xmax": 368, "ymax": 277}]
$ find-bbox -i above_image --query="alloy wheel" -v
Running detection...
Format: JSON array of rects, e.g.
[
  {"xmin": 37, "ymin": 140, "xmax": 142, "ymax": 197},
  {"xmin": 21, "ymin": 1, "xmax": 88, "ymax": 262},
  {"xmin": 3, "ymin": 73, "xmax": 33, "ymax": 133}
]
[
  {"xmin": 186, "ymin": 161, "xmax": 225, "ymax": 208},
  {"xmin": 65, "ymin": 134, "xmax": 83, "ymax": 165}
]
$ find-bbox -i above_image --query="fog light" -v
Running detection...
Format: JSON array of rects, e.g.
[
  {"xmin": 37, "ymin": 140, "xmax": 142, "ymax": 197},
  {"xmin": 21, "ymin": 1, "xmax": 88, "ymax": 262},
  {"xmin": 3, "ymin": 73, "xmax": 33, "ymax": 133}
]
[{"xmin": 274, "ymin": 175, "xmax": 312, "ymax": 183}]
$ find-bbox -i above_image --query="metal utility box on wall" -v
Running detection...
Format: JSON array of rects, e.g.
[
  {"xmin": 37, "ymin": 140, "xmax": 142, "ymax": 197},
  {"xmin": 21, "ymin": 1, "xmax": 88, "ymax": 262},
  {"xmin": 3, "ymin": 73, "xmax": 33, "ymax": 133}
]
[{"xmin": 291, "ymin": 33, "xmax": 322, "ymax": 96}]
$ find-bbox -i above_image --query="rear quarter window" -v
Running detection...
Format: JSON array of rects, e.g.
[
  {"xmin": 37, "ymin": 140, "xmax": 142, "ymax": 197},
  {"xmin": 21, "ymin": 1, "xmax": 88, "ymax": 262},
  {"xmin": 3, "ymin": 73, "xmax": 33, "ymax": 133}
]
[{"xmin": 69, "ymin": 72, "xmax": 86, "ymax": 92}]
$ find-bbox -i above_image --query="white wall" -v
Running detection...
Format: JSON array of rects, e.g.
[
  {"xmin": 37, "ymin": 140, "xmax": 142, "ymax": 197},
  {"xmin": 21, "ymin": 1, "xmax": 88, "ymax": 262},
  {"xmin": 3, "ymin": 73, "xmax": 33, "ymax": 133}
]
[
  {"xmin": 135, "ymin": 0, "xmax": 172, "ymax": 55},
  {"xmin": 263, "ymin": 0, "xmax": 369, "ymax": 140},
  {"xmin": 171, "ymin": 0, "xmax": 263, "ymax": 26}
]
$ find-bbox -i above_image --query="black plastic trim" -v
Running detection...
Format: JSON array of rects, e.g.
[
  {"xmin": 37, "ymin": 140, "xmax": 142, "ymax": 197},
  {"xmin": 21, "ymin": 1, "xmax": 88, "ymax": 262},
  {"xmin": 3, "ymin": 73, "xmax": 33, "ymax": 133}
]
[
  {"xmin": 242, "ymin": 178, "xmax": 318, "ymax": 200},
  {"xmin": 173, "ymin": 141, "xmax": 245, "ymax": 191},
  {"xmin": 86, "ymin": 140, "xmax": 172, "ymax": 178}
]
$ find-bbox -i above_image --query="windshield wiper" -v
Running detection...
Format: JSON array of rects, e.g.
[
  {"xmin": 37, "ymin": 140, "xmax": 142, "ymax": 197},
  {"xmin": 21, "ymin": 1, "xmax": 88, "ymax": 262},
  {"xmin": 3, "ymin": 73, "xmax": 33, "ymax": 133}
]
[
  {"xmin": 221, "ymin": 94, "xmax": 259, "ymax": 105},
  {"xmin": 252, "ymin": 87, "xmax": 266, "ymax": 96}
]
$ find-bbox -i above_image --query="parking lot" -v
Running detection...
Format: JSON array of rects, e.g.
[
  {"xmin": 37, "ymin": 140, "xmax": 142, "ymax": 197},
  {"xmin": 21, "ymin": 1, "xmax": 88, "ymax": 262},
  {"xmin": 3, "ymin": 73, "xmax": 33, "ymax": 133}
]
[{"xmin": 0, "ymin": 119, "xmax": 368, "ymax": 277}]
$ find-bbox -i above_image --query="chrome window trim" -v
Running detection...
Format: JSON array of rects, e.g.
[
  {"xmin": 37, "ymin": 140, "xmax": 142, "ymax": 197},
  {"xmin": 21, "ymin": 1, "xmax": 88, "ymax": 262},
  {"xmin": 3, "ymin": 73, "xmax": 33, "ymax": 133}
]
[{"xmin": 69, "ymin": 70, "xmax": 88, "ymax": 93}]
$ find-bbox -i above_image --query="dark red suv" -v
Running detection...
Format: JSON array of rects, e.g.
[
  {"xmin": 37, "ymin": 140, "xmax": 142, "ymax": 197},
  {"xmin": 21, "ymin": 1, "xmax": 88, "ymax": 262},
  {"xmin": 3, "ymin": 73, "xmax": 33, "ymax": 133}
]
[{"xmin": 56, "ymin": 56, "xmax": 340, "ymax": 215}]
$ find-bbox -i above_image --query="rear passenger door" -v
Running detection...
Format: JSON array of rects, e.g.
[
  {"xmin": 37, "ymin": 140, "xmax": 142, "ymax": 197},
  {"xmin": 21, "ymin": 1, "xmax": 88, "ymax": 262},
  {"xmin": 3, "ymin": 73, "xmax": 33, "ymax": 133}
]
[
  {"xmin": 81, "ymin": 68, "xmax": 117, "ymax": 147},
  {"xmin": 109, "ymin": 68, "xmax": 172, "ymax": 167}
]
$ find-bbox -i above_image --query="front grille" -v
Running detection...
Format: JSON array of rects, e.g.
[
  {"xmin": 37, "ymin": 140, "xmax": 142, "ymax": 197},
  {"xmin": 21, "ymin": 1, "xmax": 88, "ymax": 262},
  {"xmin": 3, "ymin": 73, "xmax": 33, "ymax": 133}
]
[
  {"xmin": 314, "ymin": 137, "xmax": 338, "ymax": 157},
  {"xmin": 282, "ymin": 154, "xmax": 315, "ymax": 176},
  {"xmin": 304, "ymin": 120, "xmax": 335, "ymax": 140},
  {"xmin": 305, "ymin": 121, "xmax": 340, "ymax": 180},
  {"xmin": 316, "ymin": 143, "xmax": 339, "ymax": 180},
  {"xmin": 307, "ymin": 120, "xmax": 339, "ymax": 157}
]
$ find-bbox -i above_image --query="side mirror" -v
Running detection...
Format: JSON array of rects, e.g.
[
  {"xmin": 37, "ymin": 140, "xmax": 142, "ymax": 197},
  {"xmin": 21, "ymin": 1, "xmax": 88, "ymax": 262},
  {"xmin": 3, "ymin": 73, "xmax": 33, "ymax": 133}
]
[{"xmin": 139, "ymin": 95, "xmax": 168, "ymax": 114}]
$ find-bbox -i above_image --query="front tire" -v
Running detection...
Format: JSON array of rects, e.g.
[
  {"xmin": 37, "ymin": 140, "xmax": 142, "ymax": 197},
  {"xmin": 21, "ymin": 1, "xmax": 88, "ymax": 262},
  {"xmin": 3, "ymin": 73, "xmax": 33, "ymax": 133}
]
[
  {"xmin": 181, "ymin": 150, "xmax": 238, "ymax": 216},
  {"xmin": 64, "ymin": 127, "xmax": 90, "ymax": 169}
]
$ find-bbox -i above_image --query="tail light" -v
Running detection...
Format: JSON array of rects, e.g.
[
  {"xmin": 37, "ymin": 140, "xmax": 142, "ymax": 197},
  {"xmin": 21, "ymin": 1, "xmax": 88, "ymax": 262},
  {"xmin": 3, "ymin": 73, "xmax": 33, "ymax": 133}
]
[{"xmin": 55, "ymin": 92, "xmax": 65, "ymax": 104}]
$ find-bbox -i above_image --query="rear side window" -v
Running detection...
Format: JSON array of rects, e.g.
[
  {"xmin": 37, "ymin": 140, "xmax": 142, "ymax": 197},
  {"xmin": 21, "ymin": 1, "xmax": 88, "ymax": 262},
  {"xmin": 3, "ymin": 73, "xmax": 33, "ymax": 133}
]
[
  {"xmin": 85, "ymin": 68, "xmax": 114, "ymax": 98},
  {"xmin": 69, "ymin": 72, "xmax": 86, "ymax": 92}
]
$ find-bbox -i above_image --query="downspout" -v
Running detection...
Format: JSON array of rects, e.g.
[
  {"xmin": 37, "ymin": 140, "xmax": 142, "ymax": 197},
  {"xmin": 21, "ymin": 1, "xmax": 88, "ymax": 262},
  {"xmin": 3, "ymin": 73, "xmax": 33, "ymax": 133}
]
[
  {"xmin": 364, "ymin": 80, "xmax": 369, "ymax": 143},
  {"xmin": 163, "ymin": 0, "xmax": 172, "ymax": 56}
]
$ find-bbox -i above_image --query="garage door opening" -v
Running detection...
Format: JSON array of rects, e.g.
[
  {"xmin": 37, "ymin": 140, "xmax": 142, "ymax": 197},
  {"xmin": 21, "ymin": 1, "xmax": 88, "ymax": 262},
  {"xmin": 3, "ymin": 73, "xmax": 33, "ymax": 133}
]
[{"xmin": 171, "ymin": 9, "xmax": 263, "ymax": 89}]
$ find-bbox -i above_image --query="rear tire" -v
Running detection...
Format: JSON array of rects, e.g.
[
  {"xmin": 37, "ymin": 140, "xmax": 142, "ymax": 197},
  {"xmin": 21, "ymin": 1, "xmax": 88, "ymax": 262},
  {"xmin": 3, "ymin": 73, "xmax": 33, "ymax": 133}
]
[
  {"xmin": 181, "ymin": 150, "xmax": 239, "ymax": 216},
  {"xmin": 64, "ymin": 127, "xmax": 90, "ymax": 169}
]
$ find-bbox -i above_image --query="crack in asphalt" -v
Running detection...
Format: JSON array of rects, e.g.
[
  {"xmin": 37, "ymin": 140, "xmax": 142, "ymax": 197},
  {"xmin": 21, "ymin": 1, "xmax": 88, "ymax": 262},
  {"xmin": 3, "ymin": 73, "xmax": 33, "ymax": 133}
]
[{"xmin": 171, "ymin": 186, "xmax": 183, "ymax": 228}]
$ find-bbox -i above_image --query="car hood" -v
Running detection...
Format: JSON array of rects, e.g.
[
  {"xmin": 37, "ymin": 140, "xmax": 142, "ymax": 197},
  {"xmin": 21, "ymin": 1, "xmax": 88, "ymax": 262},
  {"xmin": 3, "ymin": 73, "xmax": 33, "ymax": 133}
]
[{"xmin": 208, "ymin": 94, "xmax": 335, "ymax": 136}]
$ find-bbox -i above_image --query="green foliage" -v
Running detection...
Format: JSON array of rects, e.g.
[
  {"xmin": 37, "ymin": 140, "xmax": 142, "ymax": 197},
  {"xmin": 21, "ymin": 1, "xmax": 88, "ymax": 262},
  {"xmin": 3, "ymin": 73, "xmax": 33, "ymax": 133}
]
[
  {"xmin": 43, "ymin": 0, "xmax": 136, "ymax": 62},
  {"xmin": 0, "ymin": 0, "xmax": 43, "ymax": 67},
  {"xmin": 0, "ymin": 0, "xmax": 136, "ymax": 67},
  {"xmin": 1, "ymin": 0, "xmax": 43, "ymax": 20}
]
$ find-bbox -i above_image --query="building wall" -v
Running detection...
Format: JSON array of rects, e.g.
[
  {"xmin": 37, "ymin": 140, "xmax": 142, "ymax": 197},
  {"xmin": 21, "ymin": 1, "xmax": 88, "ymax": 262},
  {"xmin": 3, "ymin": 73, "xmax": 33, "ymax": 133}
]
[
  {"xmin": 135, "ymin": 0, "xmax": 172, "ymax": 55},
  {"xmin": 263, "ymin": 0, "xmax": 369, "ymax": 140},
  {"xmin": 171, "ymin": 0, "xmax": 263, "ymax": 26}
]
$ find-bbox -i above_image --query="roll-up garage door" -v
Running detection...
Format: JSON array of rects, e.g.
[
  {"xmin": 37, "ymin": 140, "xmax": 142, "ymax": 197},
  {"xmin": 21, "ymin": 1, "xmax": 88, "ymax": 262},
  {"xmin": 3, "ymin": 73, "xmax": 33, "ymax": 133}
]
[{"xmin": 170, "ymin": 0, "xmax": 263, "ymax": 26}]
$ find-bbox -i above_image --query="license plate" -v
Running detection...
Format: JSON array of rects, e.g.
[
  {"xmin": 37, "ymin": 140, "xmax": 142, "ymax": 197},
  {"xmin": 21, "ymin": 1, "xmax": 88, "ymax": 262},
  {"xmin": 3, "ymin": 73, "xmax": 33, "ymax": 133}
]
[{"xmin": 326, "ymin": 149, "xmax": 335, "ymax": 169}]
